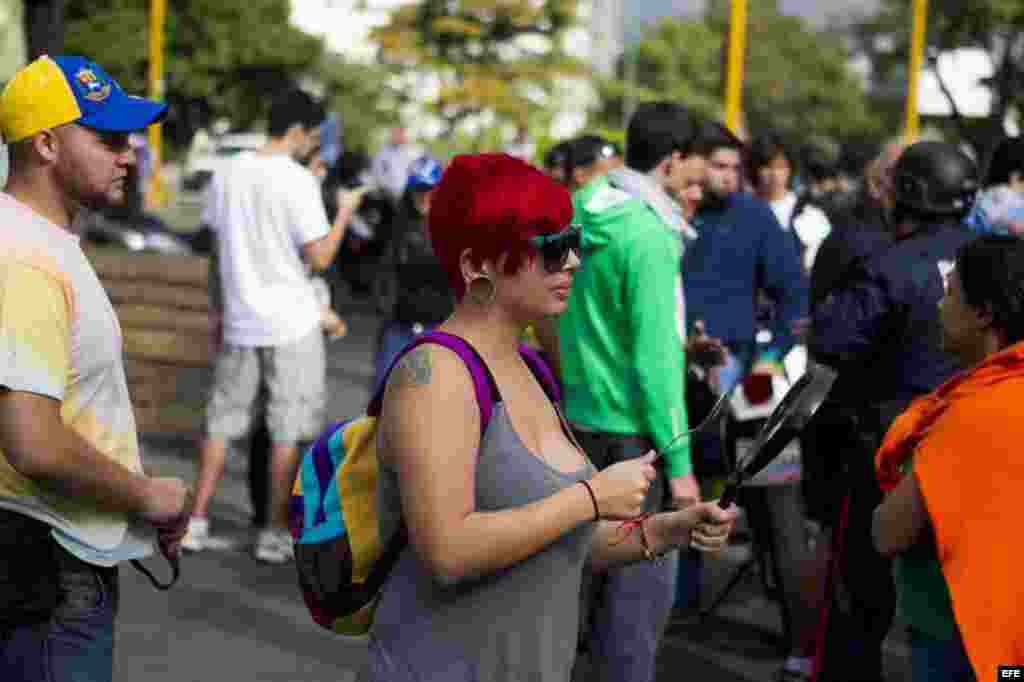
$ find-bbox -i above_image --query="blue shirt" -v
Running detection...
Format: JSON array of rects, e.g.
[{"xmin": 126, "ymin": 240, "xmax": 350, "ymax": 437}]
[{"xmin": 685, "ymin": 192, "xmax": 807, "ymax": 356}]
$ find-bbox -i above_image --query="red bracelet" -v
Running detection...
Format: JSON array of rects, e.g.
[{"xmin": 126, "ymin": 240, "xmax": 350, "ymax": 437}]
[{"xmin": 610, "ymin": 513, "xmax": 658, "ymax": 560}]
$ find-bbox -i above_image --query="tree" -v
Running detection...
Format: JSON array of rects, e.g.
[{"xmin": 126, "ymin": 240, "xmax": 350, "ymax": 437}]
[
  {"xmin": 591, "ymin": 19, "xmax": 722, "ymax": 128},
  {"xmin": 854, "ymin": 0, "xmax": 1024, "ymax": 158},
  {"xmin": 62, "ymin": 0, "xmax": 323, "ymax": 150},
  {"xmin": 0, "ymin": 0, "xmax": 27, "ymax": 82},
  {"xmin": 594, "ymin": 0, "xmax": 880, "ymax": 151},
  {"xmin": 316, "ymin": 53, "xmax": 403, "ymax": 155},
  {"xmin": 25, "ymin": 0, "xmax": 64, "ymax": 59},
  {"xmin": 370, "ymin": 0, "xmax": 588, "ymax": 137}
]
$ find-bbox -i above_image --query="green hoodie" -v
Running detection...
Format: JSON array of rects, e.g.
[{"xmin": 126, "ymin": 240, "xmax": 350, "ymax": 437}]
[{"xmin": 559, "ymin": 175, "xmax": 691, "ymax": 478}]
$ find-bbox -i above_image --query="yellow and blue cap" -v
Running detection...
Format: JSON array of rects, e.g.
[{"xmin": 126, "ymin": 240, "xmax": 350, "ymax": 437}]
[{"xmin": 0, "ymin": 55, "xmax": 167, "ymax": 144}]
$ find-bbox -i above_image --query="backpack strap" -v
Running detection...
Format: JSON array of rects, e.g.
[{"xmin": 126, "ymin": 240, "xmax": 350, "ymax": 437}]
[
  {"xmin": 367, "ymin": 331, "xmax": 500, "ymax": 437},
  {"xmin": 368, "ymin": 334, "xmax": 562, "ymax": 433},
  {"xmin": 365, "ymin": 335, "xmax": 560, "ymax": 593},
  {"xmin": 518, "ymin": 344, "xmax": 561, "ymax": 404}
]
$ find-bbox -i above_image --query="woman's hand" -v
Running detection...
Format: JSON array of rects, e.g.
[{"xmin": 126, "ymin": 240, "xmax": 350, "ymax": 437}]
[
  {"xmin": 588, "ymin": 452, "xmax": 658, "ymax": 520},
  {"xmin": 654, "ymin": 501, "xmax": 738, "ymax": 553}
]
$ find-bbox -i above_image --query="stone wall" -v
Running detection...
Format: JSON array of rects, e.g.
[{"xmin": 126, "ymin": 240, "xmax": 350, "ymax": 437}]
[{"xmin": 85, "ymin": 247, "xmax": 213, "ymax": 437}]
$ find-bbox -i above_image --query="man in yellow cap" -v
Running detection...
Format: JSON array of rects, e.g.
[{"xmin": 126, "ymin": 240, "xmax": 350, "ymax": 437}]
[{"xmin": 0, "ymin": 55, "xmax": 192, "ymax": 682}]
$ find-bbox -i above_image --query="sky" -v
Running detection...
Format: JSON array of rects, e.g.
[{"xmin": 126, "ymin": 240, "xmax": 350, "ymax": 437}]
[
  {"xmin": 292, "ymin": 0, "xmax": 995, "ymax": 121},
  {"xmin": 626, "ymin": 0, "xmax": 880, "ymax": 28},
  {"xmin": 294, "ymin": 1, "xmax": 883, "ymax": 59}
]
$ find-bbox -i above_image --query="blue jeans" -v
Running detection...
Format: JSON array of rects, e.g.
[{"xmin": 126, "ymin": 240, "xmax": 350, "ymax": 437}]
[
  {"xmin": 373, "ymin": 320, "xmax": 434, "ymax": 394},
  {"xmin": 909, "ymin": 628, "xmax": 975, "ymax": 682},
  {"xmin": 0, "ymin": 537, "xmax": 118, "ymax": 682}
]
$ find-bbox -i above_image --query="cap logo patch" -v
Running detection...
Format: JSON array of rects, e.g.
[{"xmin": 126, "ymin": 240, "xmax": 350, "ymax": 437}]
[{"xmin": 75, "ymin": 68, "xmax": 111, "ymax": 103}]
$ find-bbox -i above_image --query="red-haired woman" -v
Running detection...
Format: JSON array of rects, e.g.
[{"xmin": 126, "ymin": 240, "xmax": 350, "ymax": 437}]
[{"xmin": 364, "ymin": 153, "xmax": 738, "ymax": 681}]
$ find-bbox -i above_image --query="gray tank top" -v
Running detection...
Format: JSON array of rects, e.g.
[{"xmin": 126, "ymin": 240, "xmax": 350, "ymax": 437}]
[{"xmin": 364, "ymin": 403, "xmax": 596, "ymax": 682}]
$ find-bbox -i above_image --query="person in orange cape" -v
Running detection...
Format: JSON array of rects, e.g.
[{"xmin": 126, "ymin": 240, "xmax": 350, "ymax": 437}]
[{"xmin": 874, "ymin": 234, "xmax": 1024, "ymax": 682}]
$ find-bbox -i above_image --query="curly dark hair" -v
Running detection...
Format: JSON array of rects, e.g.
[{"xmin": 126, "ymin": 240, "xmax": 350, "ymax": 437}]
[{"xmin": 957, "ymin": 234, "xmax": 1024, "ymax": 345}]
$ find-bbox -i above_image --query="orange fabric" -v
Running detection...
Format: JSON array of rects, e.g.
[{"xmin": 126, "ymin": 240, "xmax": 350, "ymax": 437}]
[{"xmin": 876, "ymin": 341, "xmax": 1024, "ymax": 680}]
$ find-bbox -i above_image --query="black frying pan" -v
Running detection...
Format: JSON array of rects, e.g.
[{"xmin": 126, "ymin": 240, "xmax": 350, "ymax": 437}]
[{"xmin": 717, "ymin": 362, "xmax": 837, "ymax": 509}]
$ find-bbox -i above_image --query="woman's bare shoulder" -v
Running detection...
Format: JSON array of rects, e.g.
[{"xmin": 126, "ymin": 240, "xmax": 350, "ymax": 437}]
[
  {"xmin": 384, "ymin": 342, "xmax": 474, "ymax": 395},
  {"xmin": 380, "ymin": 343, "xmax": 480, "ymax": 447}
]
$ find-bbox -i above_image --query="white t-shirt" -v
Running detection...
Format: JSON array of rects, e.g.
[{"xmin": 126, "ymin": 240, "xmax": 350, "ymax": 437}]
[
  {"xmin": 370, "ymin": 142, "xmax": 422, "ymax": 202},
  {"xmin": 202, "ymin": 152, "xmax": 329, "ymax": 346},
  {"xmin": 769, "ymin": 192, "xmax": 832, "ymax": 272},
  {"xmin": 0, "ymin": 193, "xmax": 152, "ymax": 565}
]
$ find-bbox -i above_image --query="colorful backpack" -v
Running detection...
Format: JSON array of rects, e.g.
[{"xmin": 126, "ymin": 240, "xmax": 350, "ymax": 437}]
[{"xmin": 288, "ymin": 330, "xmax": 560, "ymax": 637}]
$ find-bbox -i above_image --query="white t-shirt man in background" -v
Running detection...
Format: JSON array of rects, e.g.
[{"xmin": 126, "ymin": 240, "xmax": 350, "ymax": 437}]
[
  {"xmin": 369, "ymin": 126, "xmax": 422, "ymax": 204},
  {"xmin": 186, "ymin": 89, "xmax": 359, "ymax": 563}
]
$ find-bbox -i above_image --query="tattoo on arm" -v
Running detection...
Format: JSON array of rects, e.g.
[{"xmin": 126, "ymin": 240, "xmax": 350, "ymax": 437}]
[{"xmin": 390, "ymin": 347, "xmax": 433, "ymax": 387}]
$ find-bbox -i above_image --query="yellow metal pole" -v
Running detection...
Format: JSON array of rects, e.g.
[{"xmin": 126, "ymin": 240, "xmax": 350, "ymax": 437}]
[
  {"xmin": 904, "ymin": 0, "xmax": 928, "ymax": 143},
  {"xmin": 724, "ymin": 0, "xmax": 748, "ymax": 136},
  {"xmin": 146, "ymin": 0, "xmax": 167, "ymax": 208}
]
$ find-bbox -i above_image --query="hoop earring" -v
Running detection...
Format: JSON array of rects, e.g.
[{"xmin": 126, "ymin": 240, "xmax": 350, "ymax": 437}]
[{"xmin": 467, "ymin": 276, "xmax": 497, "ymax": 306}]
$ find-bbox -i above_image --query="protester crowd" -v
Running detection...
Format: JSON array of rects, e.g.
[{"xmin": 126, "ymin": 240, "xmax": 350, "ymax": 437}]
[{"xmin": 2, "ymin": 52, "xmax": 1024, "ymax": 682}]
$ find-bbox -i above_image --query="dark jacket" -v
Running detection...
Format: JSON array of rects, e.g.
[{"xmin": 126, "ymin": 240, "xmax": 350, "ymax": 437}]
[
  {"xmin": 810, "ymin": 212, "xmax": 893, "ymax": 309},
  {"xmin": 685, "ymin": 192, "xmax": 807, "ymax": 356},
  {"xmin": 811, "ymin": 219, "xmax": 973, "ymax": 432},
  {"xmin": 388, "ymin": 205, "xmax": 453, "ymax": 326}
]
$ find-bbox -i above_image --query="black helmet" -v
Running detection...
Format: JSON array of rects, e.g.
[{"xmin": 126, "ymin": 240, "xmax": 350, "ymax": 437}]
[{"xmin": 892, "ymin": 141, "xmax": 979, "ymax": 216}]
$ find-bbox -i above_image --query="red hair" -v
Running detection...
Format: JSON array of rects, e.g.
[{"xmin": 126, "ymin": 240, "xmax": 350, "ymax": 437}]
[{"xmin": 428, "ymin": 153, "xmax": 573, "ymax": 299}]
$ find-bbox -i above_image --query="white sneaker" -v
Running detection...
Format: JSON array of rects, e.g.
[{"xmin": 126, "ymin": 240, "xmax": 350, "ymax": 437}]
[
  {"xmin": 253, "ymin": 528, "xmax": 295, "ymax": 564},
  {"xmin": 180, "ymin": 517, "xmax": 237, "ymax": 553},
  {"xmin": 181, "ymin": 517, "xmax": 210, "ymax": 553}
]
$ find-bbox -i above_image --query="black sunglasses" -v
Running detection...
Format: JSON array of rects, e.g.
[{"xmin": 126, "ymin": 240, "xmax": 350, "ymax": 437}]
[{"xmin": 529, "ymin": 224, "xmax": 582, "ymax": 273}]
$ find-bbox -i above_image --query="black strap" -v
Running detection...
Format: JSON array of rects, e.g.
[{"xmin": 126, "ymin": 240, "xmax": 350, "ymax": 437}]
[
  {"xmin": 131, "ymin": 552, "xmax": 180, "ymax": 591},
  {"xmin": 519, "ymin": 345, "xmax": 562, "ymax": 403}
]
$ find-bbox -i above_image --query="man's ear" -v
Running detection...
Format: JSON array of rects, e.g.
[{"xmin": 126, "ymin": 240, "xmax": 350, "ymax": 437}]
[
  {"xmin": 653, "ymin": 152, "xmax": 676, "ymax": 181},
  {"xmin": 284, "ymin": 123, "xmax": 308, "ymax": 146},
  {"xmin": 572, "ymin": 166, "xmax": 590, "ymax": 189},
  {"xmin": 32, "ymin": 129, "xmax": 60, "ymax": 164},
  {"xmin": 976, "ymin": 301, "xmax": 997, "ymax": 331}
]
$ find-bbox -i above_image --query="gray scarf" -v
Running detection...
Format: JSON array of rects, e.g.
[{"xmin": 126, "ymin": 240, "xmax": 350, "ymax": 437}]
[{"xmin": 607, "ymin": 166, "xmax": 698, "ymax": 245}]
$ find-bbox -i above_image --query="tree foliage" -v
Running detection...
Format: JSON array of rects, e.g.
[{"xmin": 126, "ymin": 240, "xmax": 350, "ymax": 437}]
[
  {"xmin": 371, "ymin": 0, "xmax": 588, "ymax": 135},
  {"xmin": 594, "ymin": 0, "xmax": 879, "ymax": 150},
  {"xmin": 0, "ymin": 0, "xmax": 26, "ymax": 82},
  {"xmin": 62, "ymin": 0, "xmax": 323, "ymax": 149},
  {"xmin": 854, "ymin": 0, "xmax": 1024, "ymax": 157},
  {"xmin": 316, "ymin": 53, "xmax": 403, "ymax": 155}
]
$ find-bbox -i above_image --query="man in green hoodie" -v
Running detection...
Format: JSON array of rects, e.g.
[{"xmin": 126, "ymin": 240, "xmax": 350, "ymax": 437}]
[{"xmin": 547, "ymin": 105, "xmax": 709, "ymax": 682}]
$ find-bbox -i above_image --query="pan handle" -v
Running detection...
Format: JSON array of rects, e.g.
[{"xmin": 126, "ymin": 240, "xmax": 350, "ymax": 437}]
[{"xmin": 718, "ymin": 483, "xmax": 738, "ymax": 509}]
